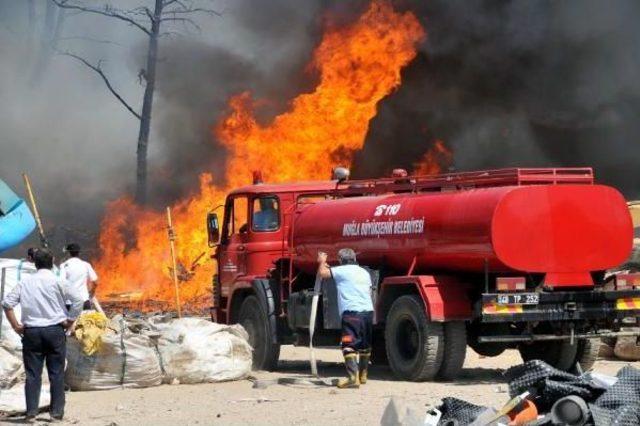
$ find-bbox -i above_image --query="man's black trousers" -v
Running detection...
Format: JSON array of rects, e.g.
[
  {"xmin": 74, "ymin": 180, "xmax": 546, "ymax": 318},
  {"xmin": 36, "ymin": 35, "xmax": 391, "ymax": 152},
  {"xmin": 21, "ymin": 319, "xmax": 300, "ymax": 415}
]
[
  {"xmin": 22, "ymin": 324, "xmax": 66, "ymax": 417},
  {"xmin": 340, "ymin": 311, "xmax": 373, "ymax": 353}
]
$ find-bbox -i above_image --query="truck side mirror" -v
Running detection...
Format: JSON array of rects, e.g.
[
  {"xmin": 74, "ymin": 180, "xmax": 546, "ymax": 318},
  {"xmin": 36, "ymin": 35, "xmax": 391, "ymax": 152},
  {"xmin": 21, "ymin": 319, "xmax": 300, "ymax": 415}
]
[{"xmin": 207, "ymin": 212, "xmax": 220, "ymax": 247}]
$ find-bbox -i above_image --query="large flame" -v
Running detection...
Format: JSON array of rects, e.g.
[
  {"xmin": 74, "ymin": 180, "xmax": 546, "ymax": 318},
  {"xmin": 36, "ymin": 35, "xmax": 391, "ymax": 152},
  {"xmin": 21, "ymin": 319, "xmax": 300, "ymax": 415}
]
[{"xmin": 95, "ymin": 1, "xmax": 425, "ymax": 310}]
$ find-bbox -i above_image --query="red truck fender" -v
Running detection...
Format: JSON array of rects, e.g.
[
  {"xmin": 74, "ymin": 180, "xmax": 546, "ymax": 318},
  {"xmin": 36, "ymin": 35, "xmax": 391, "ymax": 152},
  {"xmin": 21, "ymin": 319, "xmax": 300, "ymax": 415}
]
[
  {"xmin": 377, "ymin": 275, "xmax": 473, "ymax": 322},
  {"xmin": 226, "ymin": 280, "xmax": 253, "ymax": 323}
]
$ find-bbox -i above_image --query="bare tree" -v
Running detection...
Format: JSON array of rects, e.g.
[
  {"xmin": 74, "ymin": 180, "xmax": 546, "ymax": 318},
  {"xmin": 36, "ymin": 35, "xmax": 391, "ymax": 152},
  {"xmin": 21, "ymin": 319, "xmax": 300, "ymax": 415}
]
[{"xmin": 52, "ymin": 0, "xmax": 219, "ymax": 204}]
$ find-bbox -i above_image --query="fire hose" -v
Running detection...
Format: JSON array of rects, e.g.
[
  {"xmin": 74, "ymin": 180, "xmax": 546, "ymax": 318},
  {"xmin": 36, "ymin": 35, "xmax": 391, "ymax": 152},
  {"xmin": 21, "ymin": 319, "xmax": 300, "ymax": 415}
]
[{"xmin": 308, "ymin": 271, "xmax": 322, "ymax": 376}]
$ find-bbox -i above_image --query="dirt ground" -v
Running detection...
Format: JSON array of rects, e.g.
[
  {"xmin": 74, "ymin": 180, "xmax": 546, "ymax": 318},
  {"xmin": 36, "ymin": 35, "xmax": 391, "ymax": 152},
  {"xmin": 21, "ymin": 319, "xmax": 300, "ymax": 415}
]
[{"xmin": 2, "ymin": 347, "xmax": 637, "ymax": 426}]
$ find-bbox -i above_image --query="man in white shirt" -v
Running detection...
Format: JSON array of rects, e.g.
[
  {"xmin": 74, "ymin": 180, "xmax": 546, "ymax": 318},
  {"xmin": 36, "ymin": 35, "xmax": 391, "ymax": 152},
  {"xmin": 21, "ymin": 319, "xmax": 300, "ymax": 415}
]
[
  {"xmin": 317, "ymin": 248, "xmax": 374, "ymax": 389},
  {"xmin": 2, "ymin": 248, "xmax": 82, "ymax": 422},
  {"xmin": 59, "ymin": 243, "xmax": 98, "ymax": 311}
]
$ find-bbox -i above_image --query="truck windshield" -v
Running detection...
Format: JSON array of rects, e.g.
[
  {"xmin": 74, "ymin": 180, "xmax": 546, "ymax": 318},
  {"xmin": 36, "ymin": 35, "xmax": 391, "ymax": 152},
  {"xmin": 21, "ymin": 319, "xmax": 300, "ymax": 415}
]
[{"xmin": 252, "ymin": 196, "xmax": 280, "ymax": 232}]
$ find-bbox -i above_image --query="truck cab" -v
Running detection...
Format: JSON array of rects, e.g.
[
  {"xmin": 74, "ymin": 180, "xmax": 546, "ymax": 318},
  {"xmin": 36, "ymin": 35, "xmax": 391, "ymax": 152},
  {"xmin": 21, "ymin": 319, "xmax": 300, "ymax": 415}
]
[
  {"xmin": 207, "ymin": 175, "xmax": 337, "ymax": 314},
  {"xmin": 207, "ymin": 176, "xmax": 342, "ymax": 370}
]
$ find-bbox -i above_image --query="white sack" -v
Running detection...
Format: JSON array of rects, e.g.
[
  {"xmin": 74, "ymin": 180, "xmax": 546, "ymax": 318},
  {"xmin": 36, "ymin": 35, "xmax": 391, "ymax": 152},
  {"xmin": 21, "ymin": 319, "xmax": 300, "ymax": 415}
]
[
  {"xmin": 0, "ymin": 346, "xmax": 22, "ymax": 389},
  {"xmin": 0, "ymin": 258, "xmax": 36, "ymax": 352},
  {"xmin": 65, "ymin": 331, "xmax": 162, "ymax": 391},
  {"xmin": 0, "ymin": 384, "xmax": 50, "ymax": 415},
  {"xmin": 154, "ymin": 318, "xmax": 252, "ymax": 384}
]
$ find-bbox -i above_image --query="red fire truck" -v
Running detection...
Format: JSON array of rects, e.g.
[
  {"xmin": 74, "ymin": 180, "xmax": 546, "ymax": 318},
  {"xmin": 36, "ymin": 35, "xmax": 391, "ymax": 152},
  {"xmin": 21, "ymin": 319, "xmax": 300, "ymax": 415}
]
[{"xmin": 207, "ymin": 168, "xmax": 640, "ymax": 381}]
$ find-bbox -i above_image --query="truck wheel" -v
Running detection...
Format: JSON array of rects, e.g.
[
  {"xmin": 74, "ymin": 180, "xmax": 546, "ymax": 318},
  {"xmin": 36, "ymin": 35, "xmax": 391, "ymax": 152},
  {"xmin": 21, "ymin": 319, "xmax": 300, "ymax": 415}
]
[
  {"xmin": 436, "ymin": 321, "xmax": 467, "ymax": 381},
  {"xmin": 519, "ymin": 340, "xmax": 578, "ymax": 371},
  {"xmin": 573, "ymin": 338, "xmax": 600, "ymax": 372},
  {"xmin": 385, "ymin": 295, "xmax": 444, "ymax": 381},
  {"xmin": 238, "ymin": 295, "xmax": 280, "ymax": 371}
]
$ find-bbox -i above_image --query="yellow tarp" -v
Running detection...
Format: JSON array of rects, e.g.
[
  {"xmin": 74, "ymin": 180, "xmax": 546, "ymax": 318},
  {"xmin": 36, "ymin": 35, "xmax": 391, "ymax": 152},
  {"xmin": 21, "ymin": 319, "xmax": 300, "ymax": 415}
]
[{"xmin": 74, "ymin": 311, "xmax": 109, "ymax": 356}]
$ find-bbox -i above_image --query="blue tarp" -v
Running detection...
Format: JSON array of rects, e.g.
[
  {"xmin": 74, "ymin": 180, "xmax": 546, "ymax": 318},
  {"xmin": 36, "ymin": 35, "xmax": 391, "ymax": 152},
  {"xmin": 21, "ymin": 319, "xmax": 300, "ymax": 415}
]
[
  {"xmin": 0, "ymin": 179, "xmax": 21, "ymax": 215},
  {"xmin": 0, "ymin": 179, "xmax": 36, "ymax": 252}
]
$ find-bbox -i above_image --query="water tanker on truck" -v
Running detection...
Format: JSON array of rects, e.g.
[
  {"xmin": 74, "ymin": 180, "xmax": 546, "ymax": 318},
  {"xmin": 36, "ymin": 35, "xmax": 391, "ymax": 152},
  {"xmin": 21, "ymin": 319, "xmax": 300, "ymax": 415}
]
[{"xmin": 207, "ymin": 168, "xmax": 640, "ymax": 381}]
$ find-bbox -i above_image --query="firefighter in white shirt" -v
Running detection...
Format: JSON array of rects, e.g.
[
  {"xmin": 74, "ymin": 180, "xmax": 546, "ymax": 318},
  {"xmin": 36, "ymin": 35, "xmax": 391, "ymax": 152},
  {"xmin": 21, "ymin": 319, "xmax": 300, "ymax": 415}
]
[{"xmin": 59, "ymin": 243, "xmax": 98, "ymax": 311}]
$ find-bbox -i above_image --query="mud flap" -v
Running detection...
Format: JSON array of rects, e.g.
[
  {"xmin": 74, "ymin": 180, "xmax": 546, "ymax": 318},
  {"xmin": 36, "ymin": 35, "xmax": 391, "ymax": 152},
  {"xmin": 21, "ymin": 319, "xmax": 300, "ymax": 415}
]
[{"xmin": 252, "ymin": 279, "xmax": 278, "ymax": 344}]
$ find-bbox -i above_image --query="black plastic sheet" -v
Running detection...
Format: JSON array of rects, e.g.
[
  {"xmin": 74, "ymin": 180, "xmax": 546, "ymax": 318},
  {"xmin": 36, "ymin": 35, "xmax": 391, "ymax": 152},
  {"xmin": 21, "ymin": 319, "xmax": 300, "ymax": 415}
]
[
  {"xmin": 437, "ymin": 397, "xmax": 487, "ymax": 425},
  {"xmin": 435, "ymin": 361, "xmax": 640, "ymax": 426},
  {"xmin": 506, "ymin": 360, "xmax": 603, "ymax": 412}
]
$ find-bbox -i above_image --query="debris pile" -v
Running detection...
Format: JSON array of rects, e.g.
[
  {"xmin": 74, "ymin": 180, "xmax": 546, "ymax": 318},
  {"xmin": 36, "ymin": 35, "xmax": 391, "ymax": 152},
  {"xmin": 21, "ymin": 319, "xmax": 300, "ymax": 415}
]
[
  {"xmin": 383, "ymin": 360, "xmax": 640, "ymax": 426},
  {"xmin": 447, "ymin": 361, "xmax": 640, "ymax": 425}
]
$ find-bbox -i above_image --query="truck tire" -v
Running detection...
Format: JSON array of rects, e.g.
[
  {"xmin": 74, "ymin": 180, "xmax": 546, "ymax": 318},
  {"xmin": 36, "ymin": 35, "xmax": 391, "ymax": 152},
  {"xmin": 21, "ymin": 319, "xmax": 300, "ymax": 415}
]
[
  {"xmin": 238, "ymin": 295, "xmax": 280, "ymax": 371},
  {"xmin": 385, "ymin": 295, "xmax": 444, "ymax": 381},
  {"xmin": 519, "ymin": 340, "xmax": 578, "ymax": 371},
  {"xmin": 436, "ymin": 321, "xmax": 467, "ymax": 381},
  {"xmin": 573, "ymin": 338, "xmax": 600, "ymax": 372}
]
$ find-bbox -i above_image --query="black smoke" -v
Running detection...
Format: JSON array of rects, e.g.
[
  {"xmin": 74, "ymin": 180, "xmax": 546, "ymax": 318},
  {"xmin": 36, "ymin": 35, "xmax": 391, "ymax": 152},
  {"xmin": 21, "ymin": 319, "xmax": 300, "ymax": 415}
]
[
  {"xmin": 148, "ymin": 0, "xmax": 328, "ymax": 204},
  {"xmin": 2, "ymin": 0, "xmax": 639, "ymax": 258},
  {"xmin": 355, "ymin": 0, "xmax": 640, "ymax": 198}
]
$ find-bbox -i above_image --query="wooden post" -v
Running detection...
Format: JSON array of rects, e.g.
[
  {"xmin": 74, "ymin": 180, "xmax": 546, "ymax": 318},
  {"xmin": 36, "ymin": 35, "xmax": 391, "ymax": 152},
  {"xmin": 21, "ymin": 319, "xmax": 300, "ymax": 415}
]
[
  {"xmin": 22, "ymin": 173, "xmax": 48, "ymax": 248},
  {"xmin": 166, "ymin": 207, "xmax": 181, "ymax": 318},
  {"xmin": 0, "ymin": 268, "xmax": 6, "ymax": 340}
]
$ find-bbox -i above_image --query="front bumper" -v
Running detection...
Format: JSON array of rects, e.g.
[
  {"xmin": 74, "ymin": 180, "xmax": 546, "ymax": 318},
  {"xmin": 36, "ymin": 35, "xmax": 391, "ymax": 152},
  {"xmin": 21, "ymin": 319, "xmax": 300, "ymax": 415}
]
[{"xmin": 477, "ymin": 289, "xmax": 640, "ymax": 323}]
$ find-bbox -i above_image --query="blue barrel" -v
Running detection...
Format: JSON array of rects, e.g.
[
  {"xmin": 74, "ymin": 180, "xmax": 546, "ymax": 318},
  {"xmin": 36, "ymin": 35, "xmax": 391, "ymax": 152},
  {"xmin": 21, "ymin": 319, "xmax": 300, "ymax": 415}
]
[{"xmin": 0, "ymin": 179, "xmax": 36, "ymax": 253}]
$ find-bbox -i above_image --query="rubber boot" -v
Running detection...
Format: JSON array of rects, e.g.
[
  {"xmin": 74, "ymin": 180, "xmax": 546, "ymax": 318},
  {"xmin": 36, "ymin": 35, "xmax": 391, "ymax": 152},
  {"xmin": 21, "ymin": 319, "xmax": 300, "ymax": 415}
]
[
  {"xmin": 358, "ymin": 350, "xmax": 371, "ymax": 384},
  {"xmin": 337, "ymin": 353, "xmax": 360, "ymax": 389}
]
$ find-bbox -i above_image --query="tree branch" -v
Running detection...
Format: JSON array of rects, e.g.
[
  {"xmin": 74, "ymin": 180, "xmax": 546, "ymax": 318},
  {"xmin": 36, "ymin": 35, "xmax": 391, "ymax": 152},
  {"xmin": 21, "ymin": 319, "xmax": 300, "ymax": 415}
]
[
  {"xmin": 160, "ymin": 16, "xmax": 201, "ymax": 31},
  {"xmin": 162, "ymin": 7, "xmax": 221, "ymax": 17},
  {"xmin": 159, "ymin": 31, "xmax": 183, "ymax": 39},
  {"xmin": 59, "ymin": 36, "xmax": 124, "ymax": 47},
  {"xmin": 163, "ymin": 0, "xmax": 188, "ymax": 8},
  {"xmin": 163, "ymin": 0, "xmax": 222, "ymax": 17},
  {"xmin": 51, "ymin": 0, "xmax": 151, "ymax": 35},
  {"xmin": 58, "ymin": 51, "xmax": 141, "ymax": 120}
]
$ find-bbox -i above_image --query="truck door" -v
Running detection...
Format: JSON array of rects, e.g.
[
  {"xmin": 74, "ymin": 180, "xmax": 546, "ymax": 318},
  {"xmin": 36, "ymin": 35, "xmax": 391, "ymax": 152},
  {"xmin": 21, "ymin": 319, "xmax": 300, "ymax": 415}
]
[{"xmin": 219, "ymin": 195, "xmax": 249, "ymax": 286}]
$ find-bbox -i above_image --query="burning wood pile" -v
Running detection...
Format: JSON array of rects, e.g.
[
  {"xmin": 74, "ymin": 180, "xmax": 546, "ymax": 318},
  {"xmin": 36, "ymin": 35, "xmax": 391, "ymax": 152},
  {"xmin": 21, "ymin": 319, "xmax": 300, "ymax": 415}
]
[{"xmin": 100, "ymin": 293, "xmax": 212, "ymax": 317}]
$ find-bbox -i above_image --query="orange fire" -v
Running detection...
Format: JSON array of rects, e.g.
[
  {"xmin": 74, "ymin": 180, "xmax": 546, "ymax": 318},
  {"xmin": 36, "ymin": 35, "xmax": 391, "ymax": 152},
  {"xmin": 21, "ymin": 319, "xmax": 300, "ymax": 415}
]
[
  {"xmin": 413, "ymin": 140, "xmax": 452, "ymax": 175},
  {"xmin": 95, "ymin": 1, "xmax": 425, "ymax": 310}
]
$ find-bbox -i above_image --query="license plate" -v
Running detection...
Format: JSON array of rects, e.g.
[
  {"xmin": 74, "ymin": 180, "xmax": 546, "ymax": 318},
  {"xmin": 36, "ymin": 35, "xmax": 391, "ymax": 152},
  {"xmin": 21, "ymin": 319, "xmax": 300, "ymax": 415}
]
[{"xmin": 496, "ymin": 293, "xmax": 539, "ymax": 305}]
